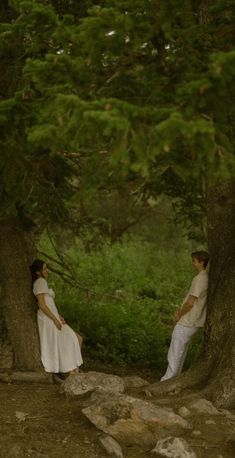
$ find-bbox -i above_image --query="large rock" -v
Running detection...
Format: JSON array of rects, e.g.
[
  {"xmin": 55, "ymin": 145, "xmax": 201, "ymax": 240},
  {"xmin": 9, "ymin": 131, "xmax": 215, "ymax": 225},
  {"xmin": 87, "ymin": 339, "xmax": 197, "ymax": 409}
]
[
  {"xmin": 151, "ymin": 436, "xmax": 197, "ymax": 457},
  {"xmin": 62, "ymin": 371, "xmax": 125, "ymax": 397},
  {"xmin": 187, "ymin": 398, "xmax": 219, "ymax": 415},
  {"xmin": 82, "ymin": 390, "xmax": 191, "ymax": 448}
]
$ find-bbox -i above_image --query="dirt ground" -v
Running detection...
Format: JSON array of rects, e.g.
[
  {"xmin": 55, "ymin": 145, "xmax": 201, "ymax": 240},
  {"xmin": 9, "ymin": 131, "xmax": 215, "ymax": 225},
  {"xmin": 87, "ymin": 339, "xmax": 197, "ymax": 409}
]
[{"xmin": 0, "ymin": 372, "xmax": 235, "ymax": 458}]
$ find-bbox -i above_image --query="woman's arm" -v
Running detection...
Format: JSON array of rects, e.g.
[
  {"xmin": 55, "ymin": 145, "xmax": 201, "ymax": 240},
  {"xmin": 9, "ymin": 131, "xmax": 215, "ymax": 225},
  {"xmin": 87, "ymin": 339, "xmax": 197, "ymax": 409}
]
[{"xmin": 36, "ymin": 294, "xmax": 62, "ymax": 330}]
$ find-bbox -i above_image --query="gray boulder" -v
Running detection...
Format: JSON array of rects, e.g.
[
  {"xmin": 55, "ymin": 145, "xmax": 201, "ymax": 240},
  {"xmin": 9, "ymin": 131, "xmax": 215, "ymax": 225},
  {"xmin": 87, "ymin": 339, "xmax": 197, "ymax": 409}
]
[
  {"xmin": 82, "ymin": 390, "xmax": 191, "ymax": 447},
  {"xmin": 62, "ymin": 371, "xmax": 125, "ymax": 397}
]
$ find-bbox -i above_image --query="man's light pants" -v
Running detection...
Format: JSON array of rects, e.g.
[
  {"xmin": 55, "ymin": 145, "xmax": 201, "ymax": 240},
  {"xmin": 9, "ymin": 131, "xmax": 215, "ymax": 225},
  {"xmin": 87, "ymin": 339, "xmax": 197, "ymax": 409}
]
[{"xmin": 161, "ymin": 323, "xmax": 199, "ymax": 381}]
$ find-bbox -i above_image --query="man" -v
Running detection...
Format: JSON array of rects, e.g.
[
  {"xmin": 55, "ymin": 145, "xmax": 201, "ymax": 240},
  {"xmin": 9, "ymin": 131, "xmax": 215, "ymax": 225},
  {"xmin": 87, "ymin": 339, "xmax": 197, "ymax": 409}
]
[{"xmin": 161, "ymin": 250, "xmax": 209, "ymax": 382}]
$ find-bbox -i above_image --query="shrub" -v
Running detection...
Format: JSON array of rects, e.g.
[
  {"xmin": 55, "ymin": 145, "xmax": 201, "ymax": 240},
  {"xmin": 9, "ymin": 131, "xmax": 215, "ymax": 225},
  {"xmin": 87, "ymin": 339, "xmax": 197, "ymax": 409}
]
[{"xmin": 40, "ymin": 237, "xmax": 201, "ymax": 370}]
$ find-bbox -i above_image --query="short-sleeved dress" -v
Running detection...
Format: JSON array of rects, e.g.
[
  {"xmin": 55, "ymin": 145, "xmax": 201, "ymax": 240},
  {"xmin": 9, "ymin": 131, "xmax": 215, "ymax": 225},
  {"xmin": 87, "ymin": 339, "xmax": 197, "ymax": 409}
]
[{"xmin": 33, "ymin": 277, "xmax": 83, "ymax": 373}]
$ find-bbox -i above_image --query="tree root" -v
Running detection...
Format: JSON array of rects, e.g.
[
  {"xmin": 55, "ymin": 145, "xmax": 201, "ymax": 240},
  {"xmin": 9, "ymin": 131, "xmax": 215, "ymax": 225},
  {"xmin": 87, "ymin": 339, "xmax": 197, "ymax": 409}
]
[
  {"xmin": 145, "ymin": 361, "xmax": 235, "ymax": 410},
  {"xmin": 145, "ymin": 362, "xmax": 210, "ymax": 398}
]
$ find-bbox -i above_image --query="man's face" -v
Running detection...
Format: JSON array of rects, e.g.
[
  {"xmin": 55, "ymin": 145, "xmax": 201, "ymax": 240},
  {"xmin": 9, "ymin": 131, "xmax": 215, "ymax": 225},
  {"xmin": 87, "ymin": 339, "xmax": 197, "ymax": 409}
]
[{"xmin": 192, "ymin": 257, "xmax": 203, "ymax": 271}]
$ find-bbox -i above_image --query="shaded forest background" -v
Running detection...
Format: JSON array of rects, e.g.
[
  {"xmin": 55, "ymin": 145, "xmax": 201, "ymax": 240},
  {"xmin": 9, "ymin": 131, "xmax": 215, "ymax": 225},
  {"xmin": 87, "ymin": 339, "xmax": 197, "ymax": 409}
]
[{"xmin": 37, "ymin": 195, "xmax": 205, "ymax": 372}]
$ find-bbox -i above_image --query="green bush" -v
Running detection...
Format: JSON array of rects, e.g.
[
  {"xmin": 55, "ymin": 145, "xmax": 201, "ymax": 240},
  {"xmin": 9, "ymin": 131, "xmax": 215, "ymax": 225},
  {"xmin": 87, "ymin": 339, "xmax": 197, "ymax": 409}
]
[{"xmin": 39, "ymin": 237, "xmax": 203, "ymax": 370}]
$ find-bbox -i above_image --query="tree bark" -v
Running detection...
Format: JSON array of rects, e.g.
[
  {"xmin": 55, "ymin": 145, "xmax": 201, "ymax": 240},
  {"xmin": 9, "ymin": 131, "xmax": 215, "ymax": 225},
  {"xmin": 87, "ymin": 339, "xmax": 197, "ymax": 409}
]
[
  {"xmin": 203, "ymin": 181, "xmax": 235, "ymax": 407},
  {"xmin": 0, "ymin": 216, "xmax": 42, "ymax": 371}
]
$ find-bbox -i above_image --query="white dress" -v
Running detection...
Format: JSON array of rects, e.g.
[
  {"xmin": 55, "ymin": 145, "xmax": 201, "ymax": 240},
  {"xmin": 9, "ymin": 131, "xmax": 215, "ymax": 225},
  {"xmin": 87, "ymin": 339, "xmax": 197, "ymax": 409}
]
[{"xmin": 33, "ymin": 277, "xmax": 83, "ymax": 373}]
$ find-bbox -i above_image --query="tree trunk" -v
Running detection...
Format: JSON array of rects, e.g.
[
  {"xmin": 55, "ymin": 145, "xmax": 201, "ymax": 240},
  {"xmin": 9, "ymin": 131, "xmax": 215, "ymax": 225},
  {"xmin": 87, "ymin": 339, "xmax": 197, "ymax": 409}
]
[
  {"xmin": 203, "ymin": 181, "xmax": 235, "ymax": 407},
  {"xmin": 0, "ymin": 216, "xmax": 42, "ymax": 371}
]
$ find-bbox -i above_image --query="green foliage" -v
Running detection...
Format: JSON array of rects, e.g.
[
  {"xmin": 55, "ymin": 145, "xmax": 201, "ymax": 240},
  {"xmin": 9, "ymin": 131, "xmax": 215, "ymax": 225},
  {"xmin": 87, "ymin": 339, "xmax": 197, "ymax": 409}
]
[
  {"xmin": 41, "ymin": 236, "xmax": 201, "ymax": 369},
  {"xmin": 1, "ymin": 0, "xmax": 235, "ymax": 233}
]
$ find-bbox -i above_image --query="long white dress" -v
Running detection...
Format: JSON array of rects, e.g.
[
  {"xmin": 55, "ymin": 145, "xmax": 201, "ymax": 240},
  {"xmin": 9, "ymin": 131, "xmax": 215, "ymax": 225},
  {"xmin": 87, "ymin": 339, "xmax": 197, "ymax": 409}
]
[{"xmin": 33, "ymin": 277, "xmax": 83, "ymax": 373}]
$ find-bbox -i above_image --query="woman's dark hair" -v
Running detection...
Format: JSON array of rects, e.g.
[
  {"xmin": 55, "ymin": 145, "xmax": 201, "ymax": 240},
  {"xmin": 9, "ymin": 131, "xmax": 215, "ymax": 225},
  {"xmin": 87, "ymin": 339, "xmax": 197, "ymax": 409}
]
[{"xmin": 30, "ymin": 259, "xmax": 44, "ymax": 283}]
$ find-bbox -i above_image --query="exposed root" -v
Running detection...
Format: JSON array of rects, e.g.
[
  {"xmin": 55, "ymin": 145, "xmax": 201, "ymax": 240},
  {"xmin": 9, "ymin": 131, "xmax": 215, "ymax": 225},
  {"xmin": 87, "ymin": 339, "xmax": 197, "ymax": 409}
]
[
  {"xmin": 145, "ymin": 361, "xmax": 210, "ymax": 398},
  {"xmin": 146, "ymin": 360, "xmax": 235, "ymax": 410}
]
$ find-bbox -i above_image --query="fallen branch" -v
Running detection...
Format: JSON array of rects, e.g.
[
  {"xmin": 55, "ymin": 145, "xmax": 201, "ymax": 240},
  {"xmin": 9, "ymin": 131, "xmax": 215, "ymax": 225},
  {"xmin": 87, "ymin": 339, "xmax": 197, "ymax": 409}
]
[{"xmin": 0, "ymin": 371, "xmax": 53, "ymax": 384}]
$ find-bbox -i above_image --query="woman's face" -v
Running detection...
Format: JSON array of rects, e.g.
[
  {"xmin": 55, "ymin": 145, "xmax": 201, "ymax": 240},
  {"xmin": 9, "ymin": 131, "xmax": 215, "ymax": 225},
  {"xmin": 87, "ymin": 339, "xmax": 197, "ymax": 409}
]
[{"xmin": 40, "ymin": 263, "xmax": 49, "ymax": 278}]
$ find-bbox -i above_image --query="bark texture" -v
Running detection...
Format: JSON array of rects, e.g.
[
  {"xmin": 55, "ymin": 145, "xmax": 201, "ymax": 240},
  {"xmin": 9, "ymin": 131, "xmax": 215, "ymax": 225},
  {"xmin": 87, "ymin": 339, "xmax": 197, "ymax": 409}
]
[
  {"xmin": 0, "ymin": 216, "xmax": 42, "ymax": 370},
  {"xmin": 204, "ymin": 182, "xmax": 235, "ymax": 407}
]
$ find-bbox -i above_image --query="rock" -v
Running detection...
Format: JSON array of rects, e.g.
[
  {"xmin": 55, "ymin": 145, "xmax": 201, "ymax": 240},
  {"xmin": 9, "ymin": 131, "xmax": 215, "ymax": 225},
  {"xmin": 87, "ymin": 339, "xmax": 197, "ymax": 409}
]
[
  {"xmin": 122, "ymin": 376, "xmax": 149, "ymax": 390},
  {"xmin": 177, "ymin": 406, "xmax": 191, "ymax": 418},
  {"xmin": 62, "ymin": 371, "xmax": 125, "ymax": 397},
  {"xmin": 205, "ymin": 419, "xmax": 216, "ymax": 425},
  {"xmin": 187, "ymin": 398, "xmax": 219, "ymax": 415},
  {"xmin": 218, "ymin": 409, "xmax": 235, "ymax": 420},
  {"xmin": 15, "ymin": 411, "xmax": 28, "ymax": 422},
  {"xmin": 82, "ymin": 390, "xmax": 191, "ymax": 448},
  {"xmin": 99, "ymin": 434, "xmax": 124, "ymax": 457},
  {"xmin": 191, "ymin": 430, "xmax": 201, "ymax": 436},
  {"xmin": 151, "ymin": 436, "xmax": 197, "ymax": 457}
]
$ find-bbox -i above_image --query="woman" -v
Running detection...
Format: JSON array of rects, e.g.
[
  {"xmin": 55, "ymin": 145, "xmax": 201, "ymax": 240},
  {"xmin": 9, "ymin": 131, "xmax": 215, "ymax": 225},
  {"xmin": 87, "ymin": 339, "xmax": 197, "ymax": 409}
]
[{"xmin": 30, "ymin": 259, "xmax": 83, "ymax": 375}]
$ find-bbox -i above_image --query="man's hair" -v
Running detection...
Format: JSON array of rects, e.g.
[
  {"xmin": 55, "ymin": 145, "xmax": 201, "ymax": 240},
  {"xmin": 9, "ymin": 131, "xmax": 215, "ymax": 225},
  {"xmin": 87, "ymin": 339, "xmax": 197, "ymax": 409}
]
[{"xmin": 191, "ymin": 251, "xmax": 209, "ymax": 268}]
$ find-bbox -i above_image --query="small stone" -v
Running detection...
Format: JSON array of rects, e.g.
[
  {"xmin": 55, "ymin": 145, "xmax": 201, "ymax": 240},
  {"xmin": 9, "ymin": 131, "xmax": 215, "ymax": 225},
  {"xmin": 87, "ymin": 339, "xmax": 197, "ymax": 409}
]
[
  {"xmin": 205, "ymin": 419, "xmax": 216, "ymax": 425},
  {"xmin": 177, "ymin": 406, "xmax": 191, "ymax": 418},
  {"xmin": 99, "ymin": 434, "xmax": 124, "ymax": 457},
  {"xmin": 15, "ymin": 411, "xmax": 28, "ymax": 422},
  {"xmin": 151, "ymin": 436, "xmax": 197, "ymax": 457},
  {"xmin": 191, "ymin": 430, "xmax": 201, "ymax": 436},
  {"xmin": 187, "ymin": 398, "xmax": 219, "ymax": 415}
]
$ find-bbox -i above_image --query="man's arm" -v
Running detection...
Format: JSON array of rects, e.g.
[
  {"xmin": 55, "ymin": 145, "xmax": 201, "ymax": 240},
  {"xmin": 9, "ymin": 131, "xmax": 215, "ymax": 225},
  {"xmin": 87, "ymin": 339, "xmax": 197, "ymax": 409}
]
[{"xmin": 174, "ymin": 295, "xmax": 196, "ymax": 322}]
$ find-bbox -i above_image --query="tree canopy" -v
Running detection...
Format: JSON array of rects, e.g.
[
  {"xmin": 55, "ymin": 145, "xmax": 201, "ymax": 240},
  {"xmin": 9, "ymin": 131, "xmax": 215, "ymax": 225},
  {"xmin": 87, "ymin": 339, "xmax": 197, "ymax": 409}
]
[{"xmin": 1, "ymin": 0, "xmax": 235, "ymax": 235}]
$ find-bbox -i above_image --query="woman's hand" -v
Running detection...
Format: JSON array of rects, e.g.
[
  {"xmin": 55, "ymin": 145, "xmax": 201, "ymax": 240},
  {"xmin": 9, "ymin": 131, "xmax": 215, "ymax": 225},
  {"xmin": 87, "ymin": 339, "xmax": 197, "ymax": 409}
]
[
  {"xmin": 53, "ymin": 318, "xmax": 62, "ymax": 330},
  {"xmin": 59, "ymin": 315, "xmax": 66, "ymax": 325}
]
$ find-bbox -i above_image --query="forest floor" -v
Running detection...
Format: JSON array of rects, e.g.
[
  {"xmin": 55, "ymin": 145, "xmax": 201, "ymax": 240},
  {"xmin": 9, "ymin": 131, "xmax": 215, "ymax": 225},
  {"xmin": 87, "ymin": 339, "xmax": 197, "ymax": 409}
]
[{"xmin": 0, "ymin": 364, "xmax": 235, "ymax": 458}]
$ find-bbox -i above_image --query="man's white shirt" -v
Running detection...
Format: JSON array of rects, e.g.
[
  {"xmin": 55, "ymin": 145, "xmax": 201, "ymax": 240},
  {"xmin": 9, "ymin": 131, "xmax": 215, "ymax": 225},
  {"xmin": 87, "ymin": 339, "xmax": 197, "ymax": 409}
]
[{"xmin": 178, "ymin": 270, "xmax": 208, "ymax": 327}]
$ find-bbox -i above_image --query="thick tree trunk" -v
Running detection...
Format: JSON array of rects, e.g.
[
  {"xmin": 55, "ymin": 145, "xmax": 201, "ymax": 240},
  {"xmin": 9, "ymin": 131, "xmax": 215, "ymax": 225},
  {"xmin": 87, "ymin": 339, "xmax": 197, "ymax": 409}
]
[
  {"xmin": 203, "ymin": 181, "xmax": 235, "ymax": 407},
  {"xmin": 0, "ymin": 216, "xmax": 42, "ymax": 371}
]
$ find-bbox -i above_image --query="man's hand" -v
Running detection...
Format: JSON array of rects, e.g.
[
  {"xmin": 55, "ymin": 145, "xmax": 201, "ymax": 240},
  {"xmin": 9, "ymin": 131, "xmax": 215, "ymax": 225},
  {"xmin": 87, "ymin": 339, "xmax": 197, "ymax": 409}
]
[
  {"xmin": 173, "ymin": 309, "xmax": 181, "ymax": 323},
  {"xmin": 173, "ymin": 295, "xmax": 196, "ymax": 324}
]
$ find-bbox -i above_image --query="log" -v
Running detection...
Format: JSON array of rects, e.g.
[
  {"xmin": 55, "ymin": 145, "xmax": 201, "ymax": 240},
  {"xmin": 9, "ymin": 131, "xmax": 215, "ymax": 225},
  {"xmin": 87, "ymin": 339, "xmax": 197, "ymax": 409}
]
[{"xmin": 0, "ymin": 371, "xmax": 53, "ymax": 384}]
